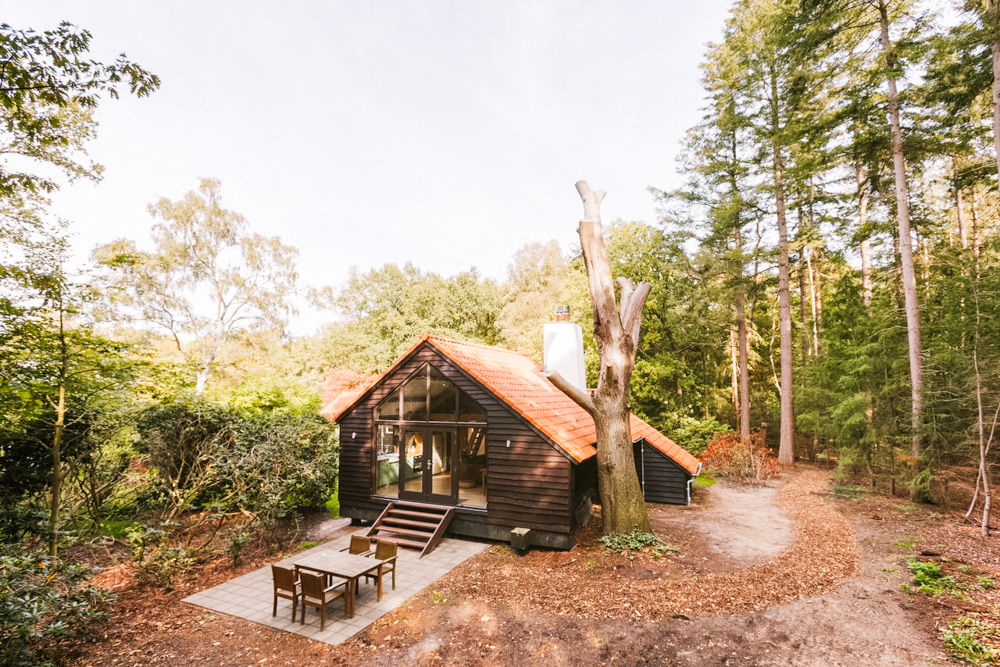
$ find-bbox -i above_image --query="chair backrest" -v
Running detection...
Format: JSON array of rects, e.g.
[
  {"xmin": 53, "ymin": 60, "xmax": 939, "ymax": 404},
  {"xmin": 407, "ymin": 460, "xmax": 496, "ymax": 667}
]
[
  {"xmin": 349, "ymin": 534, "xmax": 371, "ymax": 554},
  {"xmin": 375, "ymin": 540, "xmax": 397, "ymax": 560},
  {"xmin": 299, "ymin": 570, "xmax": 325, "ymax": 599},
  {"xmin": 272, "ymin": 564, "xmax": 296, "ymax": 592}
]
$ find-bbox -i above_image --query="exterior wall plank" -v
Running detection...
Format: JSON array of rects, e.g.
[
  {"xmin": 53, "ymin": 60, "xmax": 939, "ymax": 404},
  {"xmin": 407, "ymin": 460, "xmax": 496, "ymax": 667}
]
[{"xmin": 635, "ymin": 440, "xmax": 691, "ymax": 505}]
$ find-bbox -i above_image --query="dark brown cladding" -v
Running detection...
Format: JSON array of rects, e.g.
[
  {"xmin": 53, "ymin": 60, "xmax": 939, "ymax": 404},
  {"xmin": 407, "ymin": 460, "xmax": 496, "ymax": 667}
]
[{"xmin": 337, "ymin": 343, "xmax": 574, "ymax": 541}]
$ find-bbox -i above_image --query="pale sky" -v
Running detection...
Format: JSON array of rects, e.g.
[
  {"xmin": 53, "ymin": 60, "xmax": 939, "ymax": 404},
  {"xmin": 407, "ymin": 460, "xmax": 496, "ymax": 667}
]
[{"xmin": 5, "ymin": 1, "xmax": 731, "ymax": 333}]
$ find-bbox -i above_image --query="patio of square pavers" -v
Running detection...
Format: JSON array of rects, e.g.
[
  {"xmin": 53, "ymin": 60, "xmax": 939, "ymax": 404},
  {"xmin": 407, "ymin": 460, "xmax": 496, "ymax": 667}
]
[{"xmin": 183, "ymin": 530, "xmax": 489, "ymax": 645}]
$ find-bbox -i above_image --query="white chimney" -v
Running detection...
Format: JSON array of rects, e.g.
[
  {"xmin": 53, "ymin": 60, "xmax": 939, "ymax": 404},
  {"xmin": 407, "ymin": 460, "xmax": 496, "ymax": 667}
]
[{"xmin": 543, "ymin": 305, "xmax": 586, "ymax": 392}]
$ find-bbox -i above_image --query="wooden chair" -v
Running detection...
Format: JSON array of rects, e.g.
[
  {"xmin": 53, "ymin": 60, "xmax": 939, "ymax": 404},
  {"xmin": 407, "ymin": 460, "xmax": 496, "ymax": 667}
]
[
  {"xmin": 339, "ymin": 533, "xmax": 373, "ymax": 556},
  {"xmin": 271, "ymin": 564, "xmax": 301, "ymax": 622},
  {"xmin": 298, "ymin": 570, "xmax": 347, "ymax": 630},
  {"xmin": 364, "ymin": 539, "xmax": 398, "ymax": 600}
]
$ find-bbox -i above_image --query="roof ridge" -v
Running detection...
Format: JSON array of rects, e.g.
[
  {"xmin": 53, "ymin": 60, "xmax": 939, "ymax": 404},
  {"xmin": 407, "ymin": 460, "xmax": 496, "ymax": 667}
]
[{"xmin": 426, "ymin": 334, "xmax": 538, "ymax": 360}]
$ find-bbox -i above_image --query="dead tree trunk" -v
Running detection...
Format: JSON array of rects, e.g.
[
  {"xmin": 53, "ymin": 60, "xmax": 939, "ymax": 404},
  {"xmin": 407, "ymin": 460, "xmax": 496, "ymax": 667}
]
[{"xmin": 548, "ymin": 181, "xmax": 651, "ymax": 534}]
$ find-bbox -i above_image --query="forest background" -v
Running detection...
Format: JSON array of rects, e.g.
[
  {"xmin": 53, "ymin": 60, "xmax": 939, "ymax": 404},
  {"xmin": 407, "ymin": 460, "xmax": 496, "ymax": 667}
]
[{"xmin": 2, "ymin": 0, "xmax": 1000, "ymax": 662}]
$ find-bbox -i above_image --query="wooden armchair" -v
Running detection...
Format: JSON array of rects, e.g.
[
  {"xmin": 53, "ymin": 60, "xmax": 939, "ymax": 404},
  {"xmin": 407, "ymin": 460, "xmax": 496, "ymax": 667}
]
[
  {"xmin": 340, "ymin": 533, "xmax": 373, "ymax": 556},
  {"xmin": 271, "ymin": 564, "xmax": 301, "ymax": 622},
  {"xmin": 364, "ymin": 539, "xmax": 398, "ymax": 600},
  {"xmin": 299, "ymin": 570, "xmax": 347, "ymax": 630}
]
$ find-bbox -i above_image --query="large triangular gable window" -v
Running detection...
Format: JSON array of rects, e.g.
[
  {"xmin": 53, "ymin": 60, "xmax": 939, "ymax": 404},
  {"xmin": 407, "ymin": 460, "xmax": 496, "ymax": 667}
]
[
  {"xmin": 375, "ymin": 364, "xmax": 487, "ymax": 423},
  {"xmin": 373, "ymin": 364, "xmax": 487, "ymax": 507}
]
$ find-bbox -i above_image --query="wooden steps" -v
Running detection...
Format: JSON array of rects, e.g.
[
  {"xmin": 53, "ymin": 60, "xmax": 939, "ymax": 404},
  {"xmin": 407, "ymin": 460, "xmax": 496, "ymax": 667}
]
[{"xmin": 367, "ymin": 501, "xmax": 454, "ymax": 558}]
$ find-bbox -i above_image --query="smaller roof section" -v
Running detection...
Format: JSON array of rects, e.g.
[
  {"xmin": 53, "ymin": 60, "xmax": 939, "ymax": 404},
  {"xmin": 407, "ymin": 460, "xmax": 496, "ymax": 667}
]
[
  {"xmin": 329, "ymin": 334, "xmax": 701, "ymax": 476},
  {"xmin": 320, "ymin": 369, "xmax": 378, "ymax": 420}
]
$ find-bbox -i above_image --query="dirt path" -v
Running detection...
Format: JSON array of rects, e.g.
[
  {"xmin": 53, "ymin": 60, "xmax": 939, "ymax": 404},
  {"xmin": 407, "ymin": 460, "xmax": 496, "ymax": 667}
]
[{"xmin": 649, "ymin": 478, "xmax": 792, "ymax": 573}]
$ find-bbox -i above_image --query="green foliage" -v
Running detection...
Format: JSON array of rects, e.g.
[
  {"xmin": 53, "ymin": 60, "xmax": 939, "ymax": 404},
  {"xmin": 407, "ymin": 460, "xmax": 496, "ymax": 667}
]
[
  {"xmin": 693, "ymin": 473, "xmax": 717, "ymax": 487},
  {"xmin": 906, "ymin": 557, "xmax": 965, "ymax": 598},
  {"xmin": 599, "ymin": 530, "xmax": 678, "ymax": 560},
  {"xmin": 92, "ymin": 178, "xmax": 301, "ymax": 394},
  {"xmin": 942, "ymin": 616, "xmax": 999, "ymax": 666},
  {"xmin": 318, "ymin": 262, "xmax": 503, "ymax": 373},
  {"xmin": 0, "ymin": 546, "xmax": 113, "ymax": 666},
  {"xmin": 326, "ymin": 494, "xmax": 340, "ymax": 519},
  {"xmin": 0, "ymin": 22, "xmax": 157, "ymax": 187},
  {"xmin": 663, "ymin": 415, "xmax": 731, "ymax": 457},
  {"xmin": 226, "ymin": 529, "xmax": 250, "ymax": 567},
  {"xmin": 132, "ymin": 396, "xmax": 338, "ymax": 520},
  {"xmin": 127, "ymin": 521, "xmax": 194, "ymax": 590},
  {"xmin": 832, "ymin": 485, "xmax": 868, "ymax": 500}
]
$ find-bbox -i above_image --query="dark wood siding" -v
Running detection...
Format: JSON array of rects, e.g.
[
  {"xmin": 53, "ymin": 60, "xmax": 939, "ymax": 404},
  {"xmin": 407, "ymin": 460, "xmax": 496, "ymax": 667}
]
[
  {"xmin": 634, "ymin": 440, "xmax": 691, "ymax": 505},
  {"xmin": 337, "ymin": 343, "xmax": 574, "ymax": 536}
]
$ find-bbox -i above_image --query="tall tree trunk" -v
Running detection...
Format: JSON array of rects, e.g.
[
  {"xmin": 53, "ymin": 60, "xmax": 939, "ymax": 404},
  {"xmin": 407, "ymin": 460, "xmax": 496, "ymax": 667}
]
[
  {"xmin": 879, "ymin": 0, "xmax": 923, "ymax": 458},
  {"xmin": 49, "ymin": 385, "xmax": 65, "ymax": 559},
  {"xmin": 730, "ymin": 329, "xmax": 740, "ymax": 421},
  {"xmin": 806, "ymin": 245, "xmax": 820, "ymax": 357},
  {"xmin": 955, "ymin": 160, "xmax": 969, "ymax": 250},
  {"xmin": 769, "ymin": 61, "xmax": 795, "ymax": 467},
  {"xmin": 48, "ymin": 294, "xmax": 68, "ymax": 559},
  {"xmin": 808, "ymin": 176, "xmax": 821, "ymax": 356},
  {"xmin": 549, "ymin": 181, "xmax": 651, "ymax": 534},
  {"xmin": 973, "ymin": 259, "xmax": 993, "ymax": 536},
  {"xmin": 798, "ymin": 243, "xmax": 809, "ymax": 364},
  {"xmin": 971, "ymin": 186, "xmax": 981, "ymax": 261},
  {"xmin": 195, "ymin": 349, "xmax": 215, "ymax": 395},
  {"xmin": 735, "ymin": 226, "xmax": 751, "ymax": 445},
  {"xmin": 990, "ymin": 0, "xmax": 1000, "ymax": 184}
]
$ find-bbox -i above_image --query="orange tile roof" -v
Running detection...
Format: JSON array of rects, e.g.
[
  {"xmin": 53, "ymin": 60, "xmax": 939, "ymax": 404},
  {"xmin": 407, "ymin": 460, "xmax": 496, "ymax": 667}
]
[
  {"xmin": 332, "ymin": 333, "xmax": 701, "ymax": 475},
  {"xmin": 319, "ymin": 369, "xmax": 378, "ymax": 419}
]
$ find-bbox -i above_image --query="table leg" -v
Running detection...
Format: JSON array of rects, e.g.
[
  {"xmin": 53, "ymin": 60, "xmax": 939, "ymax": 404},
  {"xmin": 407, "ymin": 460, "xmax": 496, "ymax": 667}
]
[{"xmin": 347, "ymin": 578, "xmax": 355, "ymax": 619}]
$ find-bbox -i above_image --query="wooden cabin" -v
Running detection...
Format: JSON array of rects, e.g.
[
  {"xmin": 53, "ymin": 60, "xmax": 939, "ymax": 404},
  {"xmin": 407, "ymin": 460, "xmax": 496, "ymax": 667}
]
[{"xmin": 324, "ymin": 334, "xmax": 701, "ymax": 550}]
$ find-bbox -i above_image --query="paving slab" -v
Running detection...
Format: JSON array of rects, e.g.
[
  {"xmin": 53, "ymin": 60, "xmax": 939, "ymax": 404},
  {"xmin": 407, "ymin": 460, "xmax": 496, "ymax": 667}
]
[{"xmin": 182, "ymin": 530, "xmax": 488, "ymax": 645}]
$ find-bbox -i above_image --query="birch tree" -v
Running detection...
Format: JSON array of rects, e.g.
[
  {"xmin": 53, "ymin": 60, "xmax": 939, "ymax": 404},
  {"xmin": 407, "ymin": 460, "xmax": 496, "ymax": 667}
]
[{"xmin": 93, "ymin": 178, "xmax": 299, "ymax": 394}]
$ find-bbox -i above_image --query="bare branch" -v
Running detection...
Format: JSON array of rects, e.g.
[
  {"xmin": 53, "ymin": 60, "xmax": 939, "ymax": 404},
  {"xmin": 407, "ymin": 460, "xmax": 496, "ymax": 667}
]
[
  {"xmin": 544, "ymin": 370, "xmax": 595, "ymax": 415},
  {"xmin": 621, "ymin": 281, "xmax": 652, "ymax": 343},
  {"xmin": 575, "ymin": 180, "xmax": 606, "ymax": 225}
]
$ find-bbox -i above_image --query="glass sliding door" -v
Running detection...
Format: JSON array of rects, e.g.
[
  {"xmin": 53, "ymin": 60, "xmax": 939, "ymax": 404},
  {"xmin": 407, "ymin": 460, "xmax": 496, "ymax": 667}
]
[
  {"xmin": 401, "ymin": 429, "xmax": 425, "ymax": 498},
  {"xmin": 374, "ymin": 362, "xmax": 488, "ymax": 507},
  {"xmin": 427, "ymin": 430, "xmax": 454, "ymax": 501},
  {"xmin": 399, "ymin": 427, "xmax": 457, "ymax": 503}
]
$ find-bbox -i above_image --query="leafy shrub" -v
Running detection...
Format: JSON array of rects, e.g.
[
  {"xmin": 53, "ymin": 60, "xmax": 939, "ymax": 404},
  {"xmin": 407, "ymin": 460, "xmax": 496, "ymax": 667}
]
[
  {"xmin": 599, "ymin": 530, "xmax": 678, "ymax": 560},
  {"xmin": 127, "ymin": 521, "xmax": 194, "ymax": 590},
  {"xmin": 133, "ymin": 397, "xmax": 338, "ymax": 521},
  {"xmin": 663, "ymin": 415, "xmax": 731, "ymax": 457},
  {"xmin": 906, "ymin": 557, "xmax": 964, "ymax": 598},
  {"xmin": 226, "ymin": 529, "xmax": 250, "ymax": 567},
  {"xmin": 0, "ymin": 546, "xmax": 113, "ymax": 666},
  {"xmin": 701, "ymin": 432, "xmax": 776, "ymax": 483}
]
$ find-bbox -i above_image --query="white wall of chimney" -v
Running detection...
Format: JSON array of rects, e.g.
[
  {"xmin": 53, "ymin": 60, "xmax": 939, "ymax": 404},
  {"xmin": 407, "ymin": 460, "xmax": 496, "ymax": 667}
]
[{"xmin": 543, "ymin": 321, "xmax": 587, "ymax": 391}]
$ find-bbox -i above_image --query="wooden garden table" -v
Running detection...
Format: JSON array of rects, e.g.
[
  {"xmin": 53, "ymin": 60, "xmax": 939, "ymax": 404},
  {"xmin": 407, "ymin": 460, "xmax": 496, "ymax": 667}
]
[{"xmin": 293, "ymin": 551, "xmax": 382, "ymax": 618}]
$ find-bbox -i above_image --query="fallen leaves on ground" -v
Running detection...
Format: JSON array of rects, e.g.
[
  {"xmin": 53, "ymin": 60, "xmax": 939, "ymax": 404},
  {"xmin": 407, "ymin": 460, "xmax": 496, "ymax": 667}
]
[{"xmin": 438, "ymin": 468, "xmax": 860, "ymax": 620}]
